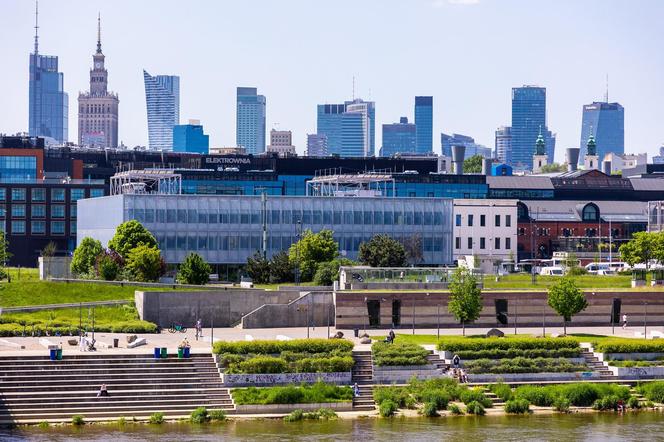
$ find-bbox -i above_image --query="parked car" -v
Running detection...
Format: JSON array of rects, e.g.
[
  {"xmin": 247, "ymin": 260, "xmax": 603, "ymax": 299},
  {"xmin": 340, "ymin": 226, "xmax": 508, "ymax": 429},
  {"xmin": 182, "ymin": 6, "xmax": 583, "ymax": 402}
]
[{"xmin": 539, "ymin": 266, "xmax": 564, "ymax": 276}]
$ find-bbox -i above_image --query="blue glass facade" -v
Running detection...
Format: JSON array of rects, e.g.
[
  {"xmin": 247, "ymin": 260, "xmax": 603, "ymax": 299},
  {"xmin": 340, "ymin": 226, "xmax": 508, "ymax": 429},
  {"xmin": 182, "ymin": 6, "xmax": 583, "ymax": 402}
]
[
  {"xmin": 0, "ymin": 157, "xmax": 37, "ymax": 182},
  {"xmin": 579, "ymin": 102, "xmax": 624, "ymax": 163},
  {"xmin": 236, "ymin": 87, "xmax": 266, "ymax": 154},
  {"xmin": 143, "ymin": 71, "xmax": 180, "ymax": 151},
  {"xmin": 341, "ymin": 112, "xmax": 365, "ymax": 157},
  {"xmin": 511, "ymin": 86, "xmax": 547, "ymax": 169},
  {"xmin": 380, "ymin": 117, "xmax": 416, "ymax": 156},
  {"xmin": 415, "ymin": 96, "xmax": 433, "ymax": 154},
  {"xmin": 316, "ymin": 104, "xmax": 345, "ymax": 155},
  {"xmin": 173, "ymin": 124, "xmax": 209, "ymax": 154},
  {"xmin": 29, "ymin": 54, "xmax": 68, "ymax": 144}
]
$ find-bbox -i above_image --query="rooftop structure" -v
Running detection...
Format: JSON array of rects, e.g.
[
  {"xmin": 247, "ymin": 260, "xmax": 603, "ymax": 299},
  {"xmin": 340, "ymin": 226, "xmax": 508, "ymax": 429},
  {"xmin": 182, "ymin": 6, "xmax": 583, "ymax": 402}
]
[{"xmin": 109, "ymin": 169, "xmax": 181, "ymax": 195}]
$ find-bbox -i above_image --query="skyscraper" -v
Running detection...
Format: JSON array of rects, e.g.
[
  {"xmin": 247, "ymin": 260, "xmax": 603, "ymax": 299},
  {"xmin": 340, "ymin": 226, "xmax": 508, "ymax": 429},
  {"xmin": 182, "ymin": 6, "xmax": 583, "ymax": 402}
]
[
  {"xmin": 306, "ymin": 134, "xmax": 328, "ymax": 157},
  {"xmin": 344, "ymin": 99, "xmax": 375, "ymax": 157},
  {"xmin": 173, "ymin": 119, "xmax": 209, "ymax": 154},
  {"xmin": 511, "ymin": 86, "xmax": 548, "ymax": 169},
  {"xmin": 414, "ymin": 96, "xmax": 433, "ymax": 154},
  {"xmin": 78, "ymin": 15, "xmax": 119, "ymax": 148},
  {"xmin": 495, "ymin": 126, "xmax": 511, "ymax": 164},
  {"xmin": 236, "ymin": 87, "xmax": 266, "ymax": 154},
  {"xmin": 579, "ymin": 102, "xmax": 624, "ymax": 163},
  {"xmin": 28, "ymin": 2, "xmax": 68, "ymax": 144},
  {"xmin": 441, "ymin": 133, "xmax": 491, "ymax": 160},
  {"xmin": 317, "ymin": 103, "xmax": 346, "ymax": 155},
  {"xmin": 380, "ymin": 117, "xmax": 416, "ymax": 157},
  {"xmin": 143, "ymin": 71, "xmax": 180, "ymax": 151}
]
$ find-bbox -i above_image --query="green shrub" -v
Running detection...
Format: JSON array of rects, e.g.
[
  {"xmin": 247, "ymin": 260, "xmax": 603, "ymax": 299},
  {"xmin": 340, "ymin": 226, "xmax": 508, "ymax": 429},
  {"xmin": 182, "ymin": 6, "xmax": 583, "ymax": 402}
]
[
  {"xmin": 208, "ymin": 409, "xmax": 227, "ymax": 421},
  {"xmin": 379, "ymin": 400, "xmax": 398, "ymax": 417},
  {"xmin": 294, "ymin": 356, "xmax": 354, "ymax": 373},
  {"xmin": 190, "ymin": 407, "xmax": 209, "ymax": 424},
  {"xmin": 232, "ymin": 382, "xmax": 353, "ymax": 405},
  {"xmin": 148, "ymin": 412, "xmax": 164, "ymax": 424},
  {"xmin": 213, "ymin": 339, "xmax": 354, "ymax": 355},
  {"xmin": 465, "ymin": 400, "xmax": 485, "ymax": 415},
  {"xmin": 463, "ymin": 357, "xmax": 586, "ymax": 374},
  {"xmin": 558, "ymin": 384, "xmax": 600, "ymax": 407},
  {"xmin": 38, "ymin": 421, "xmax": 49, "ymax": 429},
  {"xmin": 316, "ymin": 408, "xmax": 338, "ymax": 420},
  {"xmin": 592, "ymin": 395, "xmax": 620, "ymax": 411},
  {"xmin": 438, "ymin": 336, "xmax": 581, "ymax": 353},
  {"xmin": 595, "ymin": 339, "xmax": 664, "ymax": 354},
  {"xmin": 422, "ymin": 402, "xmax": 439, "ymax": 417},
  {"xmin": 372, "ymin": 341, "xmax": 430, "ymax": 366},
  {"xmin": 638, "ymin": 381, "xmax": 664, "ymax": 403},
  {"xmin": 71, "ymin": 415, "xmax": 85, "ymax": 426},
  {"xmin": 229, "ymin": 356, "xmax": 289, "ymax": 374},
  {"xmin": 456, "ymin": 348, "xmax": 581, "ymax": 360},
  {"xmin": 514, "ymin": 386, "xmax": 555, "ymax": 407},
  {"xmin": 504, "ymin": 399, "xmax": 530, "ymax": 414},
  {"xmin": 420, "ymin": 390, "xmax": 449, "ymax": 410},
  {"xmin": 374, "ymin": 386, "xmax": 411, "ymax": 408},
  {"xmin": 117, "ymin": 417, "xmax": 126, "ymax": 426},
  {"xmin": 448, "ymin": 403, "xmax": 464, "ymax": 415},
  {"xmin": 645, "ymin": 400, "xmax": 655, "ymax": 408},
  {"xmin": 553, "ymin": 397, "xmax": 571, "ymax": 412},
  {"xmin": 283, "ymin": 409, "xmax": 304, "ymax": 422},
  {"xmin": 489, "ymin": 383, "xmax": 514, "ymax": 402},
  {"xmin": 460, "ymin": 388, "xmax": 492, "ymax": 408},
  {"xmin": 627, "ymin": 397, "xmax": 641, "ymax": 409}
]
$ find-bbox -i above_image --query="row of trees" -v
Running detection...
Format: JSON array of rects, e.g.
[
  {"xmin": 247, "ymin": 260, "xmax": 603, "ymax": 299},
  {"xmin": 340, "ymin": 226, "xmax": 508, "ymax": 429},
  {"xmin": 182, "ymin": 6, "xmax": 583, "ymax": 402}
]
[{"xmin": 619, "ymin": 231, "xmax": 664, "ymax": 270}]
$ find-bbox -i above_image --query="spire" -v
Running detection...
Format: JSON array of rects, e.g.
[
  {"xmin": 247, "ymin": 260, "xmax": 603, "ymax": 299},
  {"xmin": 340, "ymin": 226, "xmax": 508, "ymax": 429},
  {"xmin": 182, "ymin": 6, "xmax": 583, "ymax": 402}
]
[
  {"xmin": 535, "ymin": 125, "xmax": 546, "ymax": 155},
  {"xmin": 33, "ymin": 0, "xmax": 39, "ymax": 55},
  {"xmin": 96, "ymin": 12, "xmax": 102, "ymax": 54},
  {"xmin": 587, "ymin": 130, "xmax": 597, "ymax": 156}
]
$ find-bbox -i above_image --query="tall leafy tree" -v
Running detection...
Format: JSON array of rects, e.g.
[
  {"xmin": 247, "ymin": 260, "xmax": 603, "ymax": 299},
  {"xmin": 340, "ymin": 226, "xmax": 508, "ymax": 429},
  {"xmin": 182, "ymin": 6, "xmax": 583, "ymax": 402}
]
[
  {"xmin": 269, "ymin": 251, "xmax": 293, "ymax": 283},
  {"xmin": 619, "ymin": 231, "xmax": 664, "ymax": 270},
  {"xmin": 547, "ymin": 277, "xmax": 588, "ymax": 335},
  {"xmin": 178, "ymin": 252, "xmax": 212, "ymax": 285},
  {"xmin": 463, "ymin": 154, "xmax": 484, "ymax": 173},
  {"xmin": 71, "ymin": 237, "xmax": 103, "ymax": 276},
  {"xmin": 108, "ymin": 220, "xmax": 158, "ymax": 259},
  {"xmin": 125, "ymin": 244, "xmax": 164, "ymax": 282},
  {"xmin": 447, "ymin": 267, "xmax": 483, "ymax": 336},
  {"xmin": 358, "ymin": 234, "xmax": 407, "ymax": 267},
  {"xmin": 245, "ymin": 251, "xmax": 271, "ymax": 284},
  {"xmin": 288, "ymin": 229, "xmax": 338, "ymax": 282}
]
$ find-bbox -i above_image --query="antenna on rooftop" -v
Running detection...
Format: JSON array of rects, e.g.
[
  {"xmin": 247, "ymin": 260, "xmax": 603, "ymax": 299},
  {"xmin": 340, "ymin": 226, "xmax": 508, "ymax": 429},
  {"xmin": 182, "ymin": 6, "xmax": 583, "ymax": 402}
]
[
  {"xmin": 33, "ymin": 0, "xmax": 39, "ymax": 55},
  {"xmin": 605, "ymin": 73, "xmax": 609, "ymax": 103}
]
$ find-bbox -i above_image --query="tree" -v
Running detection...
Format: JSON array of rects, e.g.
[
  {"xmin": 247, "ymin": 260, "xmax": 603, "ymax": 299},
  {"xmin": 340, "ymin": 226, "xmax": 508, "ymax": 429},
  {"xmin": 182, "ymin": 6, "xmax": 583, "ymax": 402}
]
[
  {"xmin": 96, "ymin": 250, "xmax": 122, "ymax": 281},
  {"xmin": 269, "ymin": 251, "xmax": 293, "ymax": 283},
  {"xmin": 358, "ymin": 234, "xmax": 407, "ymax": 267},
  {"xmin": 178, "ymin": 252, "xmax": 212, "ymax": 285},
  {"xmin": 41, "ymin": 241, "xmax": 57, "ymax": 279},
  {"xmin": 245, "ymin": 251, "xmax": 271, "ymax": 284},
  {"xmin": 125, "ymin": 245, "xmax": 164, "ymax": 282},
  {"xmin": 538, "ymin": 163, "xmax": 566, "ymax": 173},
  {"xmin": 288, "ymin": 229, "xmax": 338, "ymax": 282},
  {"xmin": 313, "ymin": 258, "xmax": 356, "ymax": 286},
  {"xmin": 71, "ymin": 237, "xmax": 103, "ymax": 276},
  {"xmin": 108, "ymin": 220, "xmax": 158, "ymax": 259},
  {"xmin": 619, "ymin": 231, "xmax": 664, "ymax": 270},
  {"xmin": 402, "ymin": 234, "xmax": 424, "ymax": 265},
  {"xmin": 547, "ymin": 277, "xmax": 588, "ymax": 335},
  {"xmin": 447, "ymin": 267, "xmax": 483, "ymax": 336},
  {"xmin": 463, "ymin": 154, "xmax": 484, "ymax": 173},
  {"xmin": 0, "ymin": 231, "xmax": 11, "ymax": 266}
]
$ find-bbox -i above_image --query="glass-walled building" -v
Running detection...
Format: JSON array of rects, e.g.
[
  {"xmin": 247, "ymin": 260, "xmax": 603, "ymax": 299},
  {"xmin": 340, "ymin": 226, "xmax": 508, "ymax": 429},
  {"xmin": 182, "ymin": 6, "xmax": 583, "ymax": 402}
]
[
  {"xmin": 579, "ymin": 102, "xmax": 624, "ymax": 163},
  {"xmin": 415, "ymin": 96, "xmax": 433, "ymax": 154},
  {"xmin": 143, "ymin": 71, "xmax": 180, "ymax": 151},
  {"xmin": 29, "ymin": 54, "xmax": 68, "ymax": 144},
  {"xmin": 380, "ymin": 117, "xmax": 416, "ymax": 157},
  {"xmin": 236, "ymin": 87, "xmax": 266, "ymax": 154}
]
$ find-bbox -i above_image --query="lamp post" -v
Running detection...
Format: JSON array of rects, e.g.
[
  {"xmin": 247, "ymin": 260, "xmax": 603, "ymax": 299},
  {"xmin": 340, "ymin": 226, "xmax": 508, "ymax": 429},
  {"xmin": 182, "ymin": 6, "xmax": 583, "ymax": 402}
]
[
  {"xmin": 295, "ymin": 219, "xmax": 302, "ymax": 286},
  {"xmin": 644, "ymin": 301, "xmax": 648, "ymax": 337},
  {"xmin": 412, "ymin": 295, "xmax": 416, "ymax": 335}
]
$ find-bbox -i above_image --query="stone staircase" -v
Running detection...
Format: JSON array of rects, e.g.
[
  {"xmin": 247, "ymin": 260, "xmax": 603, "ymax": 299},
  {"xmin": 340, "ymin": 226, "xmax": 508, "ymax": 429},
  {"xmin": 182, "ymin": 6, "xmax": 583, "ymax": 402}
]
[
  {"xmin": 0, "ymin": 352, "xmax": 235, "ymax": 424},
  {"xmin": 482, "ymin": 388, "xmax": 505, "ymax": 407},
  {"xmin": 351, "ymin": 350, "xmax": 375, "ymax": 411},
  {"xmin": 426, "ymin": 350, "xmax": 448, "ymax": 371},
  {"xmin": 581, "ymin": 349, "xmax": 618, "ymax": 380},
  {"xmin": 627, "ymin": 386, "xmax": 647, "ymax": 405}
]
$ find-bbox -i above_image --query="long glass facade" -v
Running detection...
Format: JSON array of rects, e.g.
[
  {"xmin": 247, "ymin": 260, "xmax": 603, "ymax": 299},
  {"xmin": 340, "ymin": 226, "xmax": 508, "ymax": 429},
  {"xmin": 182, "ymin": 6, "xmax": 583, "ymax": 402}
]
[
  {"xmin": 511, "ymin": 86, "xmax": 547, "ymax": 169},
  {"xmin": 316, "ymin": 104, "xmax": 345, "ymax": 155},
  {"xmin": 29, "ymin": 54, "xmax": 68, "ymax": 144},
  {"xmin": 236, "ymin": 87, "xmax": 266, "ymax": 154},
  {"xmin": 143, "ymin": 71, "xmax": 180, "ymax": 151},
  {"xmin": 380, "ymin": 117, "xmax": 416, "ymax": 156},
  {"xmin": 579, "ymin": 102, "xmax": 624, "ymax": 162},
  {"xmin": 0, "ymin": 157, "xmax": 37, "ymax": 182},
  {"xmin": 415, "ymin": 96, "xmax": 433, "ymax": 154}
]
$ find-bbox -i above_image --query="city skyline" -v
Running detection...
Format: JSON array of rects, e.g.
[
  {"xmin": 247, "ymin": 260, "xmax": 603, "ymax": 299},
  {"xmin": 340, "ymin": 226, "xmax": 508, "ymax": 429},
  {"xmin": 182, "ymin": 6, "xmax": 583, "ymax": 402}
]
[{"xmin": 1, "ymin": 0, "xmax": 664, "ymax": 160}]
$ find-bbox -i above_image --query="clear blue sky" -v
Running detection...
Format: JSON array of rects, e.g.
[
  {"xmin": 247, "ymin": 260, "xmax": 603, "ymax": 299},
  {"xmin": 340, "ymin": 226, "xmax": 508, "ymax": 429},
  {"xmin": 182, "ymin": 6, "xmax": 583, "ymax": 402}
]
[{"xmin": 1, "ymin": 0, "xmax": 663, "ymax": 161}]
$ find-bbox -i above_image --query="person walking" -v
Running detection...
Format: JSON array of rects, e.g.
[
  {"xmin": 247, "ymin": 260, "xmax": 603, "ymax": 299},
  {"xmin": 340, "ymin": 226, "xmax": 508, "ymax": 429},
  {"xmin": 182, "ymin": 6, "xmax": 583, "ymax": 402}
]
[
  {"xmin": 97, "ymin": 383, "xmax": 109, "ymax": 397},
  {"xmin": 622, "ymin": 314, "xmax": 628, "ymax": 329},
  {"xmin": 195, "ymin": 318, "xmax": 203, "ymax": 340},
  {"xmin": 353, "ymin": 382, "xmax": 360, "ymax": 397}
]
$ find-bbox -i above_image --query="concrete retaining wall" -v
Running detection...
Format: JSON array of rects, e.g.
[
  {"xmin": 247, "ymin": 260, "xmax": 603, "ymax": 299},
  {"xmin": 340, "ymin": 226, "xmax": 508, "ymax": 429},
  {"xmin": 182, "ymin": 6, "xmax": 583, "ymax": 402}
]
[
  {"xmin": 603, "ymin": 352, "xmax": 664, "ymax": 361},
  {"xmin": 608, "ymin": 366, "xmax": 664, "ymax": 378},
  {"xmin": 467, "ymin": 371, "xmax": 599, "ymax": 383},
  {"xmin": 457, "ymin": 357, "xmax": 586, "ymax": 367},
  {"xmin": 373, "ymin": 364, "xmax": 441, "ymax": 384},
  {"xmin": 234, "ymin": 402, "xmax": 352, "ymax": 414},
  {"xmin": 39, "ymin": 256, "xmax": 72, "ymax": 280},
  {"xmin": 222, "ymin": 372, "xmax": 352, "ymax": 387},
  {"xmin": 240, "ymin": 292, "xmax": 334, "ymax": 328}
]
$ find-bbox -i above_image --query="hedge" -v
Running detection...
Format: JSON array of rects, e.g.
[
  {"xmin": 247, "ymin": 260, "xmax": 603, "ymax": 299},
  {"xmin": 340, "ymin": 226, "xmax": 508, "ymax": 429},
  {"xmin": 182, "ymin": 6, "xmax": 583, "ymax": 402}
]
[
  {"xmin": 514, "ymin": 383, "xmax": 630, "ymax": 407},
  {"xmin": 232, "ymin": 382, "xmax": 353, "ymax": 405},
  {"xmin": 373, "ymin": 341, "xmax": 429, "ymax": 366},
  {"xmin": 0, "ymin": 320, "xmax": 157, "ymax": 337},
  {"xmin": 637, "ymin": 381, "xmax": 664, "ymax": 403},
  {"xmin": 213, "ymin": 339, "xmax": 354, "ymax": 355},
  {"xmin": 437, "ymin": 337, "xmax": 580, "ymax": 353},
  {"xmin": 455, "ymin": 348, "xmax": 581, "ymax": 360},
  {"xmin": 463, "ymin": 357, "xmax": 586, "ymax": 374},
  {"xmin": 594, "ymin": 339, "xmax": 664, "ymax": 354}
]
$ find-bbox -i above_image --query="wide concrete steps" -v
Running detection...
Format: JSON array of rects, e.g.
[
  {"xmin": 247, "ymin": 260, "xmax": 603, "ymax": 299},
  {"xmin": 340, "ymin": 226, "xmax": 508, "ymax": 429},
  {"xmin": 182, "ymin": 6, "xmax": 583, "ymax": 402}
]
[{"xmin": 351, "ymin": 350, "xmax": 375, "ymax": 411}]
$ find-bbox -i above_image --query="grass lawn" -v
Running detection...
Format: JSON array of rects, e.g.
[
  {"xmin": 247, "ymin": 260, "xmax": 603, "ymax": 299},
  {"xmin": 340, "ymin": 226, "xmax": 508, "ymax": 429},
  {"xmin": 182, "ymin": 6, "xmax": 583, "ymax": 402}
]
[{"xmin": 482, "ymin": 273, "xmax": 634, "ymax": 289}]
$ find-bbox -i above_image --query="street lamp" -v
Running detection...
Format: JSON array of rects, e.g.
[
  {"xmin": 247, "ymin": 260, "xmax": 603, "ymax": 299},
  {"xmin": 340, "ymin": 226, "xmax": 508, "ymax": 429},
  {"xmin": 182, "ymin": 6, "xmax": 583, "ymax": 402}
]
[
  {"xmin": 644, "ymin": 301, "xmax": 648, "ymax": 337},
  {"xmin": 514, "ymin": 297, "xmax": 518, "ymax": 335},
  {"xmin": 295, "ymin": 219, "xmax": 302, "ymax": 286}
]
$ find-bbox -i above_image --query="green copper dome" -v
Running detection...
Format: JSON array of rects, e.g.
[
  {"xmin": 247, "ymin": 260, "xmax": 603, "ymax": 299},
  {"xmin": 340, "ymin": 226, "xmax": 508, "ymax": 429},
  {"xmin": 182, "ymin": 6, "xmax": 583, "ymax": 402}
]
[
  {"xmin": 587, "ymin": 134, "xmax": 597, "ymax": 156},
  {"xmin": 535, "ymin": 133, "xmax": 546, "ymax": 155}
]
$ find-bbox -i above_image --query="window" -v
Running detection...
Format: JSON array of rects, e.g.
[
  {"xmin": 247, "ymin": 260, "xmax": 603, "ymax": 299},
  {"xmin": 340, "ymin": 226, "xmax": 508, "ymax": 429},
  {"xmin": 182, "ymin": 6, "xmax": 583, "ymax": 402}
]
[
  {"xmin": 468, "ymin": 214, "xmax": 474, "ymax": 227},
  {"xmin": 51, "ymin": 221, "xmax": 65, "ymax": 235},
  {"xmin": 517, "ymin": 202, "xmax": 529, "ymax": 221},
  {"xmin": 31, "ymin": 221, "xmax": 46, "ymax": 234},
  {"xmin": 505, "ymin": 237, "xmax": 511, "ymax": 249},
  {"xmin": 467, "ymin": 237, "xmax": 473, "ymax": 249},
  {"xmin": 91, "ymin": 189, "xmax": 104, "ymax": 198},
  {"xmin": 51, "ymin": 188, "xmax": 65, "ymax": 202},
  {"xmin": 32, "ymin": 205, "xmax": 45, "ymax": 218},
  {"xmin": 495, "ymin": 214, "xmax": 501, "ymax": 227},
  {"xmin": 0, "ymin": 207, "xmax": 5, "ymax": 218},
  {"xmin": 455, "ymin": 237, "xmax": 460, "ymax": 249},
  {"xmin": 31, "ymin": 188, "xmax": 45, "ymax": 202},
  {"xmin": 11, "ymin": 188, "xmax": 26, "ymax": 201},
  {"xmin": 582, "ymin": 203, "xmax": 599, "ymax": 222},
  {"xmin": 480, "ymin": 214, "xmax": 486, "ymax": 227},
  {"xmin": 11, "ymin": 220, "xmax": 25, "ymax": 234},
  {"xmin": 11, "ymin": 204, "xmax": 25, "ymax": 218},
  {"xmin": 480, "ymin": 237, "xmax": 486, "ymax": 249},
  {"xmin": 70, "ymin": 221, "xmax": 77, "ymax": 235},
  {"xmin": 0, "ymin": 189, "xmax": 5, "ymax": 201},
  {"xmin": 495, "ymin": 237, "xmax": 501, "ymax": 249},
  {"xmin": 52, "ymin": 205, "xmax": 65, "ymax": 219},
  {"xmin": 455, "ymin": 214, "xmax": 461, "ymax": 226},
  {"xmin": 70, "ymin": 188, "xmax": 85, "ymax": 201},
  {"xmin": 506, "ymin": 215, "xmax": 511, "ymax": 227}
]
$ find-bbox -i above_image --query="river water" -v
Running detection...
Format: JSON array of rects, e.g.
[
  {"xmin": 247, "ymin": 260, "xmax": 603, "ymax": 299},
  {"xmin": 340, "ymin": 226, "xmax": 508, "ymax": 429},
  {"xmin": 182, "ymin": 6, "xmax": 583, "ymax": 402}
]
[{"xmin": 2, "ymin": 413, "xmax": 664, "ymax": 441}]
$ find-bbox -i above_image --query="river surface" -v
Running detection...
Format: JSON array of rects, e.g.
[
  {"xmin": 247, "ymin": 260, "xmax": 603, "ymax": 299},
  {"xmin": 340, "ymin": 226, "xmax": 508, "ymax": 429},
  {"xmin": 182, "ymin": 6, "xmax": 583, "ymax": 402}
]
[{"xmin": 2, "ymin": 413, "xmax": 664, "ymax": 441}]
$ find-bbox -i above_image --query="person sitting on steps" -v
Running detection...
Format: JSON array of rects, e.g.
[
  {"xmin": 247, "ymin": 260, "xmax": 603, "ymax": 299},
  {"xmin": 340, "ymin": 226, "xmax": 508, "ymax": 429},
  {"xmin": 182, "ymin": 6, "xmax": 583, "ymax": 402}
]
[{"xmin": 97, "ymin": 383, "xmax": 109, "ymax": 397}]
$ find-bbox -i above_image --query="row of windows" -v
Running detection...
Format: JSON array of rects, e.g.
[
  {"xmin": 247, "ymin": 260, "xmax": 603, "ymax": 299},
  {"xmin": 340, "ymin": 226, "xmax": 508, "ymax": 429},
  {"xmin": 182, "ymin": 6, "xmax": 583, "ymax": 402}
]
[
  {"xmin": 0, "ymin": 187, "xmax": 95, "ymax": 202},
  {"xmin": 455, "ymin": 237, "xmax": 512, "ymax": 250},
  {"xmin": 0, "ymin": 221, "xmax": 73, "ymax": 236},
  {"xmin": 133, "ymin": 208, "xmax": 448, "ymax": 227},
  {"xmin": 0, "ymin": 204, "xmax": 75, "ymax": 219},
  {"xmin": 455, "ymin": 213, "xmax": 512, "ymax": 228}
]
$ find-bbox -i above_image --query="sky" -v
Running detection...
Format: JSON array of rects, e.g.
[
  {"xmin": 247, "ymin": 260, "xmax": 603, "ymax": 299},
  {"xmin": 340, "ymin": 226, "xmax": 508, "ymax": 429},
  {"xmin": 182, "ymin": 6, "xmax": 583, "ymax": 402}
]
[{"xmin": 1, "ymin": 0, "xmax": 663, "ymax": 162}]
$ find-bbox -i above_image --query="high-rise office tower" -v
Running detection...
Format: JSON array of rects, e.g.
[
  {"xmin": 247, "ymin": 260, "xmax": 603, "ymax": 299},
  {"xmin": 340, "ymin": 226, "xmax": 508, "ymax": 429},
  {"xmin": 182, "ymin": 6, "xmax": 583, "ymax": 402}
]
[
  {"xmin": 495, "ymin": 126, "xmax": 512, "ymax": 164},
  {"xmin": 511, "ymin": 86, "xmax": 549, "ymax": 169},
  {"xmin": 267, "ymin": 129, "xmax": 296, "ymax": 157},
  {"xmin": 143, "ymin": 71, "xmax": 180, "ymax": 151},
  {"xmin": 306, "ymin": 134, "xmax": 328, "ymax": 157},
  {"xmin": 317, "ymin": 99, "xmax": 374, "ymax": 157},
  {"xmin": 78, "ymin": 15, "xmax": 119, "ymax": 148},
  {"xmin": 380, "ymin": 117, "xmax": 416, "ymax": 157},
  {"xmin": 414, "ymin": 96, "xmax": 433, "ymax": 154},
  {"xmin": 579, "ymin": 102, "xmax": 624, "ymax": 163},
  {"xmin": 28, "ymin": 2, "xmax": 68, "ymax": 144},
  {"xmin": 173, "ymin": 119, "xmax": 209, "ymax": 154},
  {"xmin": 317, "ymin": 103, "xmax": 346, "ymax": 155},
  {"xmin": 344, "ymin": 99, "xmax": 375, "ymax": 156},
  {"xmin": 236, "ymin": 87, "xmax": 266, "ymax": 154},
  {"xmin": 441, "ymin": 133, "xmax": 491, "ymax": 160}
]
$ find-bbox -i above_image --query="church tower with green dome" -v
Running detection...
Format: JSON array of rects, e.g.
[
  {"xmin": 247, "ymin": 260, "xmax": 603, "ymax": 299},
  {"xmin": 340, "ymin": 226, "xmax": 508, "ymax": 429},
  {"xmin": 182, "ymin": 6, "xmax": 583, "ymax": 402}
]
[
  {"xmin": 532, "ymin": 126, "xmax": 549, "ymax": 174},
  {"xmin": 584, "ymin": 131, "xmax": 599, "ymax": 171}
]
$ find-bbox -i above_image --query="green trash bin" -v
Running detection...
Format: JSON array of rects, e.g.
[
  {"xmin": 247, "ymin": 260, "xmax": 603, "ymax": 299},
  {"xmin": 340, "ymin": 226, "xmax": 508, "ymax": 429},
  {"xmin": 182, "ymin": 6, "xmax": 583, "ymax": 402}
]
[
  {"xmin": 160, "ymin": 347, "xmax": 168, "ymax": 359},
  {"xmin": 177, "ymin": 348, "xmax": 184, "ymax": 359},
  {"xmin": 56, "ymin": 348, "xmax": 63, "ymax": 360}
]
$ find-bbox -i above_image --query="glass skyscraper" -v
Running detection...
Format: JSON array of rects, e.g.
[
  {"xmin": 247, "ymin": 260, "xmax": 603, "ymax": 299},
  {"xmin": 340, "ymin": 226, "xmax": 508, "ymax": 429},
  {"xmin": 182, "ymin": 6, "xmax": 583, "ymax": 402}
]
[
  {"xmin": 317, "ymin": 99, "xmax": 375, "ymax": 157},
  {"xmin": 143, "ymin": 71, "xmax": 180, "ymax": 151},
  {"xmin": 28, "ymin": 7, "xmax": 68, "ymax": 145},
  {"xmin": 317, "ymin": 104, "xmax": 346, "ymax": 156},
  {"xmin": 236, "ymin": 87, "xmax": 266, "ymax": 155},
  {"xmin": 579, "ymin": 102, "xmax": 624, "ymax": 163},
  {"xmin": 380, "ymin": 117, "xmax": 416, "ymax": 157},
  {"xmin": 511, "ymin": 86, "xmax": 549, "ymax": 169},
  {"xmin": 173, "ymin": 120, "xmax": 209, "ymax": 154},
  {"xmin": 414, "ymin": 96, "xmax": 433, "ymax": 154}
]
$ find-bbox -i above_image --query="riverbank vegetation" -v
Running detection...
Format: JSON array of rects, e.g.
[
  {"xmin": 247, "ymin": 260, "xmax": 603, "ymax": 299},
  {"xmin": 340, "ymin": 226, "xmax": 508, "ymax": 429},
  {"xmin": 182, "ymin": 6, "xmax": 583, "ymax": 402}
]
[
  {"xmin": 232, "ymin": 382, "xmax": 353, "ymax": 405},
  {"xmin": 594, "ymin": 338, "xmax": 664, "ymax": 353},
  {"xmin": 463, "ymin": 357, "xmax": 585, "ymax": 374},
  {"xmin": 372, "ymin": 341, "xmax": 430, "ymax": 366}
]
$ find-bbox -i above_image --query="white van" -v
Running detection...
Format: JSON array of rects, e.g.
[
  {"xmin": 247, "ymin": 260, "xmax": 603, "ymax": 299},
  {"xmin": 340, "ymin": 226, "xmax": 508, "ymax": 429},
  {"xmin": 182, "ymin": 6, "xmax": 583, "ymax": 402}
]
[
  {"xmin": 539, "ymin": 266, "xmax": 564, "ymax": 276},
  {"xmin": 585, "ymin": 262, "xmax": 629, "ymax": 274}
]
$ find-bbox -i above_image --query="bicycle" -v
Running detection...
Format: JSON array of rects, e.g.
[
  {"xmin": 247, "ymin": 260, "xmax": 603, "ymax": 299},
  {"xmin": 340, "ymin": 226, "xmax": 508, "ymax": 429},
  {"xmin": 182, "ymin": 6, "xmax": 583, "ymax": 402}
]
[{"xmin": 168, "ymin": 323, "xmax": 187, "ymax": 333}]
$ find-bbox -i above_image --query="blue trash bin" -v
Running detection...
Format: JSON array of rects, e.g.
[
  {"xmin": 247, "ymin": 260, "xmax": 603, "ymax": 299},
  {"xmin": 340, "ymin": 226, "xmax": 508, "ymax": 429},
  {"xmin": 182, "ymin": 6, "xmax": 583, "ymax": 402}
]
[
  {"xmin": 183, "ymin": 347, "xmax": 190, "ymax": 358},
  {"xmin": 154, "ymin": 347, "xmax": 161, "ymax": 359},
  {"xmin": 49, "ymin": 349, "xmax": 57, "ymax": 361}
]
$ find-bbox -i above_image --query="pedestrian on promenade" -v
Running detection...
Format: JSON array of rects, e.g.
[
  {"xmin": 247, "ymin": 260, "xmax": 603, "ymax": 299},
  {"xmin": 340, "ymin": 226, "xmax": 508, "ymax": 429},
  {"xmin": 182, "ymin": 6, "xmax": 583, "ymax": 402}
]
[
  {"xmin": 452, "ymin": 354, "xmax": 460, "ymax": 369},
  {"xmin": 97, "ymin": 383, "xmax": 109, "ymax": 397},
  {"xmin": 353, "ymin": 383, "xmax": 360, "ymax": 397},
  {"xmin": 195, "ymin": 318, "xmax": 203, "ymax": 340},
  {"xmin": 623, "ymin": 314, "xmax": 628, "ymax": 329}
]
